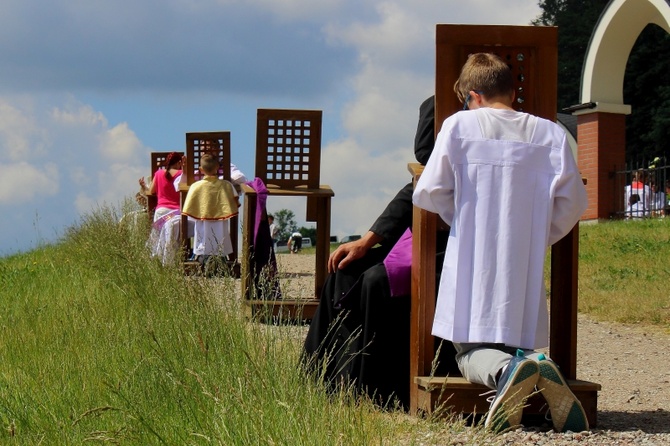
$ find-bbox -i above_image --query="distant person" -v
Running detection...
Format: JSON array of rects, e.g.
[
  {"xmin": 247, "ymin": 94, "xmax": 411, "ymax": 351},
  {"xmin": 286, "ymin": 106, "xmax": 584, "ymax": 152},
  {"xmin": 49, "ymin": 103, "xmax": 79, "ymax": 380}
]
[
  {"xmin": 650, "ymin": 179, "xmax": 666, "ymax": 217},
  {"xmin": 287, "ymin": 231, "xmax": 303, "ymax": 254},
  {"xmin": 139, "ymin": 152, "xmax": 183, "ymax": 221},
  {"xmin": 268, "ymin": 215, "xmax": 279, "ymax": 249},
  {"xmin": 148, "ymin": 157, "xmax": 247, "ymax": 265},
  {"xmin": 413, "ymin": 53, "xmax": 589, "ymax": 433},
  {"xmin": 181, "ymin": 154, "xmax": 240, "ymax": 269},
  {"xmin": 624, "ymin": 169, "xmax": 651, "ymax": 219}
]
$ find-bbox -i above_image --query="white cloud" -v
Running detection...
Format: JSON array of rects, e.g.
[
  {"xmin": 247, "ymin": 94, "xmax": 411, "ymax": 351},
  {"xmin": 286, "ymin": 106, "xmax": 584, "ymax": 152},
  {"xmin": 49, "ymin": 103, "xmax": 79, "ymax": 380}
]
[
  {"xmin": 243, "ymin": 0, "xmax": 348, "ymax": 22},
  {"xmin": 0, "ymin": 99, "xmax": 48, "ymax": 161},
  {"xmin": 74, "ymin": 162, "xmax": 146, "ymax": 214},
  {"xmin": 0, "ymin": 161, "xmax": 59, "ymax": 204},
  {"xmin": 0, "ymin": 95, "xmax": 151, "ymax": 252},
  {"xmin": 51, "ymin": 103, "xmax": 106, "ymax": 127},
  {"xmin": 99, "ymin": 122, "xmax": 143, "ymax": 161},
  {"xmin": 0, "ymin": 0, "xmax": 544, "ymax": 253}
]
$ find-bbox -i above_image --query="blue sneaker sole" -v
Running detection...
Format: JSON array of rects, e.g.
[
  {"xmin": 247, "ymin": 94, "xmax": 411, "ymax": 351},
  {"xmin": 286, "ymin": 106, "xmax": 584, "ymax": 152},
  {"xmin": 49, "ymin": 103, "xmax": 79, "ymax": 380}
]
[
  {"xmin": 485, "ymin": 360, "xmax": 539, "ymax": 433},
  {"xmin": 537, "ymin": 360, "xmax": 589, "ymax": 432}
]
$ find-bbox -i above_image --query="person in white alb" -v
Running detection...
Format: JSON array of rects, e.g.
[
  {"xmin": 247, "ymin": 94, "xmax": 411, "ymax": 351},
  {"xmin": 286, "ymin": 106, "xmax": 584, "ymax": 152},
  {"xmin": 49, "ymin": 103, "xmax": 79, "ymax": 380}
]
[{"xmin": 412, "ymin": 53, "xmax": 589, "ymax": 434}]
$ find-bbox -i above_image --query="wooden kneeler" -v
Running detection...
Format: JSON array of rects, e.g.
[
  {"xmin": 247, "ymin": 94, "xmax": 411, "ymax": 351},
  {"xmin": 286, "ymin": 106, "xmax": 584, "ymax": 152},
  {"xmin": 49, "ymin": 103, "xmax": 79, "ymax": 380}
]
[
  {"xmin": 409, "ymin": 24, "xmax": 601, "ymax": 426},
  {"xmin": 241, "ymin": 109, "xmax": 334, "ymax": 321}
]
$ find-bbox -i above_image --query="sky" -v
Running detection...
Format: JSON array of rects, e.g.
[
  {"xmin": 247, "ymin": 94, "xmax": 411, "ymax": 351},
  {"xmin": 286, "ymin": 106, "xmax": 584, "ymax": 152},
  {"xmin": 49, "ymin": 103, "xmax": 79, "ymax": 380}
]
[{"xmin": 0, "ymin": 0, "xmax": 541, "ymax": 256}]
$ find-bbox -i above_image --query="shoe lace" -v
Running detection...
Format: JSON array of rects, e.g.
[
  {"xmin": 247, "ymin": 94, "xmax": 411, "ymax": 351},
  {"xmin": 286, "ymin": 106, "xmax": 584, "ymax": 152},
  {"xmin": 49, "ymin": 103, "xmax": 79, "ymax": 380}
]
[{"xmin": 480, "ymin": 389, "xmax": 497, "ymax": 405}]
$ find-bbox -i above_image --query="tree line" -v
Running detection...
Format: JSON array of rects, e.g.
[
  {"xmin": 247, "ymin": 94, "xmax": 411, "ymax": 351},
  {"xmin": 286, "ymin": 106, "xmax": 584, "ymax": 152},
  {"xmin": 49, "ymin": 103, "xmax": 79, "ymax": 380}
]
[{"xmin": 533, "ymin": 0, "xmax": 670, "ymax": 162}]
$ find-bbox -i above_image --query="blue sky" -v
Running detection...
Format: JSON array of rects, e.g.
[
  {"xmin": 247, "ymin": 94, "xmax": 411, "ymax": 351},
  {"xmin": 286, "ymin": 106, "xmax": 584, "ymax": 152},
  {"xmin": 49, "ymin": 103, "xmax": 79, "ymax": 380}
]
[{"xmin": 0, "ymin": 0, "xmax": 541, "ymax": 255}]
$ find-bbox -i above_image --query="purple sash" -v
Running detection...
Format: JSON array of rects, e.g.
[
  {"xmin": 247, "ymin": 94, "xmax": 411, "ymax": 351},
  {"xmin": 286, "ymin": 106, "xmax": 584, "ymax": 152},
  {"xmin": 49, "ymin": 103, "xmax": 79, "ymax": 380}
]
[
  {"xmin": 383, "ymin": 228, "xmax": 412, "ymax": 297},
  {"xmin": 245, "ymin": 177, "xmax": 281, "ymax": 299}
]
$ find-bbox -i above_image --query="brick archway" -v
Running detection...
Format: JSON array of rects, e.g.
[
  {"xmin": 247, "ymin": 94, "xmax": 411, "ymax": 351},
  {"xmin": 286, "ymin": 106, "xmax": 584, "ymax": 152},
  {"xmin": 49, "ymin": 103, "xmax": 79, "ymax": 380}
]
[{"xmin": 573, "ymin": 0, "xmax": 670, "ymax": 219}]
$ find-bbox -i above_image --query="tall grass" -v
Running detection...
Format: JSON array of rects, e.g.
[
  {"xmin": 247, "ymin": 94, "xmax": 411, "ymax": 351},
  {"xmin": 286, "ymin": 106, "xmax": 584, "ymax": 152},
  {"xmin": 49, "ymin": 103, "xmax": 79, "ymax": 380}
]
[
  {"xmin": 4, "ymin": 204, "xmax": 665, "ymax": 444},
  {"xmin": 0, "ymin": 202, "xmax": 475, "ymax": 444}
]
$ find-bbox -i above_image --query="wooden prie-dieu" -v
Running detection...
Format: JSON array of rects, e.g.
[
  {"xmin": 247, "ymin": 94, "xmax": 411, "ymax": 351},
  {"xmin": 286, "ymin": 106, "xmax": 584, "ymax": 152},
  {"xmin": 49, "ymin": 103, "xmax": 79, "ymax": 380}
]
[
  {"xmin": 409, "ymin": 24, "xmax": 601, "ymax": 426},
  {"xmin": 241, "ymin": 109, "xmax": 334, "ymax": 321}
]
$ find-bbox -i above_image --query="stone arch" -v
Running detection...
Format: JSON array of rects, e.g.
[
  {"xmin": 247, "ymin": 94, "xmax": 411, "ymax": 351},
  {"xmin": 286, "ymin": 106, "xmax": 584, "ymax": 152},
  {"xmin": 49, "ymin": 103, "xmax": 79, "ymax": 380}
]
[{"xmin": 574, "ymin": 0, "xmax": 670, "ymax": 219}]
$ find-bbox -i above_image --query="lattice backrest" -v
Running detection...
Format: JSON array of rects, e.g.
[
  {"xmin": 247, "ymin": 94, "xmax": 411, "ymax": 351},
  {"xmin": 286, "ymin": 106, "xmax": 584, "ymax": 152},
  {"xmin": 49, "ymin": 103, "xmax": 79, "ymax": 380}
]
[
  {"xmin": 151, "ymin": 151, "xmax": 184, "ymax": 177},
  {"xmin": 255, "ymin": 109, "xmax": 323, "ymax": 189},
  {"xmin": 435, "ymin": 25, "xmax": 558, "ymax": 125},
  {"xmin": 185, "ymin": 132, "xmax": 232, "ymax": 185}
]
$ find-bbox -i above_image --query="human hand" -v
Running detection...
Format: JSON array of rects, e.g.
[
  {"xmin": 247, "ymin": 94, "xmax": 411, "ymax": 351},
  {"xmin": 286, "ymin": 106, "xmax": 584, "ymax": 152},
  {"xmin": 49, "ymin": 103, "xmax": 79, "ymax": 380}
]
[
  {"xmin": 138, "ymin": 177, "xmax": 146, "ymax": 189},
  {"xmin": 328, "ymin": 238, "xmax": 370, "ymax": 273}
]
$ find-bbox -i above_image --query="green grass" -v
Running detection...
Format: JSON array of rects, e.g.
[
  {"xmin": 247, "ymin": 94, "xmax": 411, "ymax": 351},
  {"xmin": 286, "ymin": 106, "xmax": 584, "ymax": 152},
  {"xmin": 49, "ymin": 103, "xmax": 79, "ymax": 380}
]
[
  {"xmin": 576, "ymin": 218, "xmax": 670, "ymax": 328},
  {"xmin": 2, "ymin": 205, "xmax": 667, "ymax": 444},
  {"xmin": 0, "ymin": 203, "xmax": 482, "ymax": 444}
]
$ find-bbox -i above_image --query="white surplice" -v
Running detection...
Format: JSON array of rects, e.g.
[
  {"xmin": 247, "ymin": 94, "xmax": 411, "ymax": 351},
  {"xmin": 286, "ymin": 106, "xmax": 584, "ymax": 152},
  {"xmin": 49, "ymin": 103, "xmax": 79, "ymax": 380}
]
[{"xmin": 412, "ymin": 108, "xmax": 587, "ymax": 350}]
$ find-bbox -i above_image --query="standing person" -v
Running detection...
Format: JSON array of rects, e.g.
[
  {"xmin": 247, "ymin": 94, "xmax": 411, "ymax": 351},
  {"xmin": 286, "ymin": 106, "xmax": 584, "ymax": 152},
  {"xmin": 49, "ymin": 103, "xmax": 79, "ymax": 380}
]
[
  {"xmin": 139, "ymin": 152, "xmax": 183, "ymax": 221},
  {"xmin": 181, "ymin": 153, "xmax": 240, "ymax": 271},
  {"xmin": 413, "ymin": 53, "xmax": 589, "ymax": 433},
  {"xmin": 649, "ymin": 179, "xmax": 666, "ymax": 217},
  {"xmin": 287, "ymin": 231, "xmax": 303, "ymax": 253},
  {"xmin": 268, "ymin": 214, "xmax": 279, "ymax": 249}
]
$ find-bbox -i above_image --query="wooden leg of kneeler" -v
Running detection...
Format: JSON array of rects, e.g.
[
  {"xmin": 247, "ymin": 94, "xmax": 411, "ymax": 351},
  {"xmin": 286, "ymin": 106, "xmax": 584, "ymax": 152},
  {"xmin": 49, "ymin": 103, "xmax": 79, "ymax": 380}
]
[{"xmin": 241, "ymin": 190, "xmax": 257, "ymax": 300}]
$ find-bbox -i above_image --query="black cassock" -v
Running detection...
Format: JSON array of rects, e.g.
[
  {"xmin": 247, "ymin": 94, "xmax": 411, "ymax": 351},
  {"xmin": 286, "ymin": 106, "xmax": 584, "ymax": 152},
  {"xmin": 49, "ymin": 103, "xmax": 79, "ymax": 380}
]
[
  {"xmin": 303, "ymin": 184, "xmax": 415, "ymax": 408},
  {"xmin": 303, "ymin": 96, "xmax": 452, "ymax": 409}
]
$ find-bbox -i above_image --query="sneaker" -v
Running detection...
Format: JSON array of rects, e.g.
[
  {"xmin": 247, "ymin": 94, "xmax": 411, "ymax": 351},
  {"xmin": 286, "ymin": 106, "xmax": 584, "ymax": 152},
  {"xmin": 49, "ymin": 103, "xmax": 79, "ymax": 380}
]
[
  {"xmin": 484, "ymin": 350, "xmax": 540, "ymax": 433},
  {"xmin": 536, "ymin": 355, "xmax": 589, "ymax": 432}
]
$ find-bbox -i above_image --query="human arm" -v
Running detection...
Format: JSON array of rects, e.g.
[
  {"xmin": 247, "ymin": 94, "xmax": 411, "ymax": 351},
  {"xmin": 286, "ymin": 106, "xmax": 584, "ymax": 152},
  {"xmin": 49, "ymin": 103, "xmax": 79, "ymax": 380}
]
[
  {"xmin": 328, "ymin": 230, "xmax": 383, "ymax": 273},
  {"xmin": 140, "ymin": 171, "xmax": 157, "ymax": 196},
  {"xmin": 329, "ymin": 182, "xmax": 414, "ymax": 272},
  {"xmin": 412, "ymin": 122, "xmax": 456, "ymax": 225},
  {"xmin": 548, "ymin": 134, "xmax": 588, "ymax": 245},
  {"xmin": 179, "ymin": 156, "xmax": 189, "ymax": 188}
]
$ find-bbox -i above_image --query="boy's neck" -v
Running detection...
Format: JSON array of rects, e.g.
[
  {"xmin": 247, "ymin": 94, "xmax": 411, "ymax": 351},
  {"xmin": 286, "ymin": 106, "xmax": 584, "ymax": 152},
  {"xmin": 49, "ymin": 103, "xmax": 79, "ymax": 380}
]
[{"xmin": 486, "ymin": 101, "xmax": 515, "ymax": 111}]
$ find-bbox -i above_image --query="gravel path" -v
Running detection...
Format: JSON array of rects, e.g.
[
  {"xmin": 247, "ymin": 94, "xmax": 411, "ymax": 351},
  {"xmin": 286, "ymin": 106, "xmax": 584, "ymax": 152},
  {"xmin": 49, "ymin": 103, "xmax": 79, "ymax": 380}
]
[
  {"xmin": 490, "ymin": 315, "xmax": 670, "ymax": 445},
  {"xmin": 272, "ymin": 254, "xmax": 670, "ymax": 445}
]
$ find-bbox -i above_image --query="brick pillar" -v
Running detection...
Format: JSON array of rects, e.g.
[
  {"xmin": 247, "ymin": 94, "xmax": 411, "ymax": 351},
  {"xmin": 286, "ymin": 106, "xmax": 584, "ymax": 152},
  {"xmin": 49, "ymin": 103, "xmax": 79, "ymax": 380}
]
[{"xmin": 576, "ymin": 112, "xmax": 626, "ymax": 220}]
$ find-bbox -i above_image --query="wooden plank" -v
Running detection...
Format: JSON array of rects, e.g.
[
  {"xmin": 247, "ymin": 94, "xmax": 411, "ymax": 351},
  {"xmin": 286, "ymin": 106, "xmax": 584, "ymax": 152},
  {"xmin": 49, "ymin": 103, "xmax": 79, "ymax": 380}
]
[
  {"xmin": 243, "ymin": 299, "xmax": 319, "ymax": 322},
  {"xmin": 409, "ymin": 161, "xmax": 439, "ymax": 414},
  {"xmin": 240, "ymin": 186, "xmax": 257, "ymax": 300},
  {"xmin": 414, "ymin": 376, "xmax": 601, "ymax": 427},
  {"xmin": 550, "ymin": 225, "xmax": 580, "ymax": 379}
]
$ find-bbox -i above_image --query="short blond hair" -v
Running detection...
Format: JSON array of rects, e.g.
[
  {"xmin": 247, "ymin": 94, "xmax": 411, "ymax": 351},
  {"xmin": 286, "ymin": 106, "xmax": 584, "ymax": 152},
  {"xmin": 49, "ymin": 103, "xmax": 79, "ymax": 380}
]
[
  {"xmin": 453, "ymin": 53, "xmax": 514, "ymax": 104},
  {"xmin": 199, "ymin": 153, "xmax": 219, "ymax": 176}
]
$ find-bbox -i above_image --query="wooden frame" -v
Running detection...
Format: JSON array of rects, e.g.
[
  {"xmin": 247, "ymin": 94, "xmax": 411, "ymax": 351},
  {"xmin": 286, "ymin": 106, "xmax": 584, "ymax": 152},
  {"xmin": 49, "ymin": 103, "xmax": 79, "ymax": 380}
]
[
  {"xmin": 241, "ymin": 109, "xmax": 334, "ymax": 320},
  {"xmin": 409, "ymin": 24, "xmax": 600, "ymax": 425}
]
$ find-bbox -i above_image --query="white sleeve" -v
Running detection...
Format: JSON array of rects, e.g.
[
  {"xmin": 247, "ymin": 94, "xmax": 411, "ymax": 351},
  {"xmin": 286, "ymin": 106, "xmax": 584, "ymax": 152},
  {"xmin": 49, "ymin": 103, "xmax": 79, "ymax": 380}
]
[
  {"xmin": 412, "ymin": 120, "xmax": 456, "ymax": 226},
  {"xmin": 548, "ymin": 135, "xmax": 588, "ymax": 245},
  {"xmin": 230, "ymin": 163, "xmax": 248, "ymax": 185}
]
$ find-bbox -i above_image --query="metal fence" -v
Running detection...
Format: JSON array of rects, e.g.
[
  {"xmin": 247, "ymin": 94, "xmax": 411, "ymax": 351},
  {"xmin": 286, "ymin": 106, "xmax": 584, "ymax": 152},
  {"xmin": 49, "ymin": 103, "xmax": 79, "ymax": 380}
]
[{"xmin": 611, "ymin": 157, "xmax": 669, "ymax": 219}]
